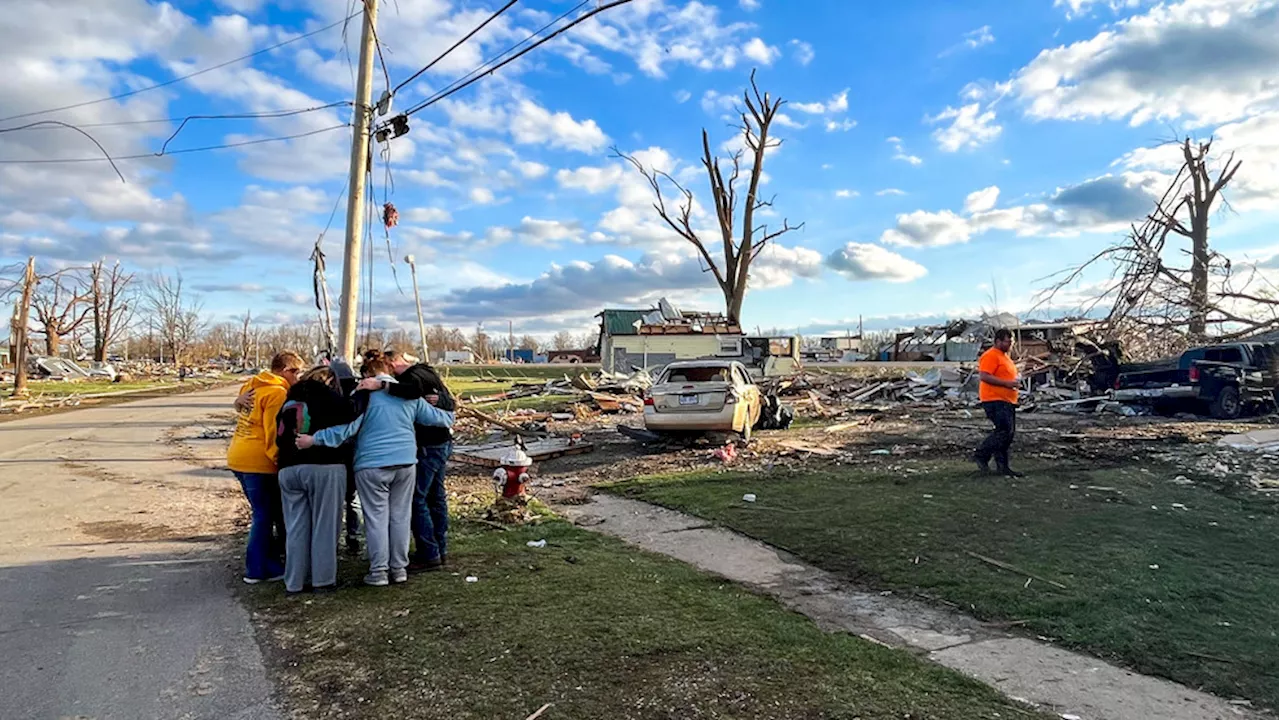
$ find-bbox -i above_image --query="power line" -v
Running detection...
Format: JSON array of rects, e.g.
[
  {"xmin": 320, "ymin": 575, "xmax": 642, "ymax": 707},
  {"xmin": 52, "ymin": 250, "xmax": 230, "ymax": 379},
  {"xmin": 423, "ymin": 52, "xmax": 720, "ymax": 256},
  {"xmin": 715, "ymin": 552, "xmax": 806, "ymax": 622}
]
[
  {"xmin": 393, "ymin": 0, "xmax": 628, "ymax": 122},
  {"xmin": 0, "ymin": 13, "xmax": 359, "ymax": 124},
  {"xmin": 0, "ymin": 101, "xmax": 350, "ymax": 132},
  {"xmin": 390, "ymin": 0, "xmax": 520, "ymax": 95},
  {"xmin": 0, "ymin": 124, "xmax": 351, "ymax": 164},
  {"xmin": 399, "ymin": 0, "xmax": 586, "ymax": 112}
]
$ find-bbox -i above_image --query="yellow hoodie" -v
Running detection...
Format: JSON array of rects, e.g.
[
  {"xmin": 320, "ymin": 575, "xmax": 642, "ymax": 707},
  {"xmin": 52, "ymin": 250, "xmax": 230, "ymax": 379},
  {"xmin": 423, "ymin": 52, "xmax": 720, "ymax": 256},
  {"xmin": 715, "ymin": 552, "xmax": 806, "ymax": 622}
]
[{"xmin": 226, "ymin": 371, "xmax": 290, "ymax": 474}]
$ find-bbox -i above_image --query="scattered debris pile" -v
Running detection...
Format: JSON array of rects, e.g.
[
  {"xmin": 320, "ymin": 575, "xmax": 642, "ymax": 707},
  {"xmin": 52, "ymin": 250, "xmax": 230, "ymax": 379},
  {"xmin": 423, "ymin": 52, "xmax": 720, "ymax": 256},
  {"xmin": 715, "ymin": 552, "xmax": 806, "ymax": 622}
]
[{"xmin": 457, "ymin": 368, "xmax": 653, "ymax": 417}]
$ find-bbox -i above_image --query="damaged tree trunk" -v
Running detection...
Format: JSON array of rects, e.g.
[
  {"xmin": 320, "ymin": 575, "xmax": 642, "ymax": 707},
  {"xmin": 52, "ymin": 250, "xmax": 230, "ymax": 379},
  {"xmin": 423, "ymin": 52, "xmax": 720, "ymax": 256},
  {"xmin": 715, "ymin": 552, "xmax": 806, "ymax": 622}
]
[
  {"xmin": 1036, "ymin": 137, "xmax": 1272, "ymax": 360},
  {"xmin": 616, "ymin": 70, "xmax": 802, "ymax": 325}
]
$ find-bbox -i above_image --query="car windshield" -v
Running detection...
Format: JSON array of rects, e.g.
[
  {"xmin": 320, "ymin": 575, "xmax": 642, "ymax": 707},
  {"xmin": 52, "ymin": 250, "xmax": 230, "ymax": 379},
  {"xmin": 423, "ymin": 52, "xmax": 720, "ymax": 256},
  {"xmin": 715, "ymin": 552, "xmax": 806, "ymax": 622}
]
[{"xmin": 663, "ymin": 366, "xmax": 730, "ymax": 383}]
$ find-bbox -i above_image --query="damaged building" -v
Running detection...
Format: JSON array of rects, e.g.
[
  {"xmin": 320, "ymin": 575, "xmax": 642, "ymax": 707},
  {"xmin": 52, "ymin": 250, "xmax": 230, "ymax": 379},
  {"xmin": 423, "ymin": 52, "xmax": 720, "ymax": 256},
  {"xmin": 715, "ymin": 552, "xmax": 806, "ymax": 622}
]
[{"xmin": 597, "ymin": 299, "xmax": 800, "ymax": 377}]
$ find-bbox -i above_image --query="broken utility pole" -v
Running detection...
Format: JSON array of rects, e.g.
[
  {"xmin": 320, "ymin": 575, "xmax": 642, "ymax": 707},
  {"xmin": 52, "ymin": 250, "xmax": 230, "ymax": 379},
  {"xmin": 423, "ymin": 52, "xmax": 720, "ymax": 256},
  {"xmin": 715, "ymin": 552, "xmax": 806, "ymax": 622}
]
[{"xmin": 12, "ymin": 257, "xmax": 35, "ymax": 397}]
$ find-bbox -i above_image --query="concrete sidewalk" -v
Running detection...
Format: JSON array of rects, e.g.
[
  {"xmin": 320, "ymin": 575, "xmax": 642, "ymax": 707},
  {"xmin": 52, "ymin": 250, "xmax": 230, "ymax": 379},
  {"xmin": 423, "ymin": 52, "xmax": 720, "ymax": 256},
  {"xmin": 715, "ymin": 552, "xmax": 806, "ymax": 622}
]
[
  {"xmin": 0, "ymin": 387, "xmax": 277, "ymax": 720},
  {"xmin": 565, "ymin": 494, "xmax": 1258, "ymax": 720}
]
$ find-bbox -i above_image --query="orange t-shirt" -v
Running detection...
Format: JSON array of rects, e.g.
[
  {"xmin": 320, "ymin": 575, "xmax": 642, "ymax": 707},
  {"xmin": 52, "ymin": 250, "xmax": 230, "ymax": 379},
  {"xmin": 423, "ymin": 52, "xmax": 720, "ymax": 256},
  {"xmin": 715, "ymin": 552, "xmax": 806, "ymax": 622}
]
[{"xmin": 977, "ymin": 347, "xmax": 1018, "ymax": 404}]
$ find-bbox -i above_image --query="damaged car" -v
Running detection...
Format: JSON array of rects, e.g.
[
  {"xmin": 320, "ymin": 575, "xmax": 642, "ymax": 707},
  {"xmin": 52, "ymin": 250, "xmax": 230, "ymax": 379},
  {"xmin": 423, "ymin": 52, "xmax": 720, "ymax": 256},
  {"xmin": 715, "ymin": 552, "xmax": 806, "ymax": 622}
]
[{"xmin": 643, "ymin": 360, "xmax": 762, "ymax": 441}]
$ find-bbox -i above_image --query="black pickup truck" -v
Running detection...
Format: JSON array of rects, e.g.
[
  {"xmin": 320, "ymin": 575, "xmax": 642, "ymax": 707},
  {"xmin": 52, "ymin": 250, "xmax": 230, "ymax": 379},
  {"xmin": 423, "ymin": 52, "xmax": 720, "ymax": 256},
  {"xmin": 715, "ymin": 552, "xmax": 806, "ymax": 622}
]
[{"xmin": 1113, "ymin": 341, "xmax": 1278, "ymax": 419}]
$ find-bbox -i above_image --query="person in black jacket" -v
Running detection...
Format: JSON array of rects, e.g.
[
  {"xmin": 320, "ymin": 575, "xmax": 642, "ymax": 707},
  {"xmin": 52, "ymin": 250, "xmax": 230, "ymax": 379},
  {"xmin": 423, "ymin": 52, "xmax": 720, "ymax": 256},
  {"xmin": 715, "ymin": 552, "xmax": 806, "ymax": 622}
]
[
  {"xmin": 357, "ymin": 350, "xmax": 455, "ymax": 571},
  {"xmin": 275, "ymin": 366, "xmax": 356, "ymax": 593}
]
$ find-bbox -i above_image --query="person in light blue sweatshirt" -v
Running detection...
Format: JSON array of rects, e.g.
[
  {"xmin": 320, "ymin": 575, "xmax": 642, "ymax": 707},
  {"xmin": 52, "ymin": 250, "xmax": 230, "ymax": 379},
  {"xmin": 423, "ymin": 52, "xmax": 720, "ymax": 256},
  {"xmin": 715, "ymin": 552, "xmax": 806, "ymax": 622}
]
[{"xmin": 296, "ymin": 356, "xmax": 454, "ymax": 587}]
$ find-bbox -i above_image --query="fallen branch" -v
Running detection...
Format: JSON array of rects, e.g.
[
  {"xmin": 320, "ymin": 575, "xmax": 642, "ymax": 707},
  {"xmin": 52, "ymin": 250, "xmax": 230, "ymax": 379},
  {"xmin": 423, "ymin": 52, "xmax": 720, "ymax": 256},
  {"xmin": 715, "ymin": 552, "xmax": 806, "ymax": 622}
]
[
  {"xmin": 457, "ymin": 405, "xmax": 544, "ymax": 438},
  {"xmin": 526, "ymin": 703, "xmax": 553, "ymax": 720},
  {"xmin": 964, "ymin": 550, "xmax": 1068, "ymax": 590}
]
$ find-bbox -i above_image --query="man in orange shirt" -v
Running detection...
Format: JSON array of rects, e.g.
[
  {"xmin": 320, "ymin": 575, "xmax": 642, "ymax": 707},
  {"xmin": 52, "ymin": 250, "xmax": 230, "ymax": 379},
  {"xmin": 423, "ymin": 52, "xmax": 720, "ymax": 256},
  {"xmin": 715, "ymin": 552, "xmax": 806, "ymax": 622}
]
[{"xmin": 973, "ymin": 328, "xmax": 1024, "ymax": 477}]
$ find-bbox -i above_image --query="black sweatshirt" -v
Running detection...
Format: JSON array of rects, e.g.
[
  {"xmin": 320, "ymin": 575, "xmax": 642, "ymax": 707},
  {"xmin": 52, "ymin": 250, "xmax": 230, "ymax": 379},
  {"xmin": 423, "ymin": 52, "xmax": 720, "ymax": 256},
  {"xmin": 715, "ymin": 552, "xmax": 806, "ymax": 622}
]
[
  {"xmin": 275, "ymin": 379, "xmax": 357, "ymax": 469},
  {"xmin": 386, "ymin": 363, "xmax": 455, "ymax": 447}
]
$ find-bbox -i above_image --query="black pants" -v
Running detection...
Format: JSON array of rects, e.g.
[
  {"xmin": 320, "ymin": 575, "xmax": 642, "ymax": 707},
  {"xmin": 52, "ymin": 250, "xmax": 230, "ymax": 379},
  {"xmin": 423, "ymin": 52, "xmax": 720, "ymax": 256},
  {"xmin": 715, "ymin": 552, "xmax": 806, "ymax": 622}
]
[{"xmin": 975, "ymin": 400, "xmax": 1016, "ymax": 469}]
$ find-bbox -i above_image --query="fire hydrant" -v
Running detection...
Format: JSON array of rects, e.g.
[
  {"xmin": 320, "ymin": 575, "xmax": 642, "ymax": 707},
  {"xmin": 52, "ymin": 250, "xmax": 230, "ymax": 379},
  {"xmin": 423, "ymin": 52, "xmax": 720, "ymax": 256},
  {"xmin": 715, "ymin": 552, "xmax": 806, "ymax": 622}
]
[{"xmin": 488, "ymin": 446, "xmax": 534, "ymax": 524}]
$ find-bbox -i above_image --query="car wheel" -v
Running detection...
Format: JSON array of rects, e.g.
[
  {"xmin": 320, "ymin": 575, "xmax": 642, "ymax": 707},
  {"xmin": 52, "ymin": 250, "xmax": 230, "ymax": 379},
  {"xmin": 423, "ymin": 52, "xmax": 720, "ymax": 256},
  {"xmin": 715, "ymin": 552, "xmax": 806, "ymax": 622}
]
[{"xmin": 1210, "ymin": 386, "xmax": 1241, "ymax": 419}]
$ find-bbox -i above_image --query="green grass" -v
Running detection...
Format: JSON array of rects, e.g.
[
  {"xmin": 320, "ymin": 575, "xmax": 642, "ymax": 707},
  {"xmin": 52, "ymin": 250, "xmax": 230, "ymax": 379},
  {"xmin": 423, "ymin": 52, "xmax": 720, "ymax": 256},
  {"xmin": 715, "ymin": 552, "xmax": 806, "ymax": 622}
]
[
  {"xmin": 3, "ymin": 379, "xmax": 175, "ymax": 398},
  {"xmin": 439, "ymin": 363, "xmax": 599, "ymax": 381},
  {"xmin": 245, "ymin": 520, "xmax": 1042, "ymax": 720},
  {"xmin": 605, "ymin": 462, "xmax": 1279, "ymax": 706}
]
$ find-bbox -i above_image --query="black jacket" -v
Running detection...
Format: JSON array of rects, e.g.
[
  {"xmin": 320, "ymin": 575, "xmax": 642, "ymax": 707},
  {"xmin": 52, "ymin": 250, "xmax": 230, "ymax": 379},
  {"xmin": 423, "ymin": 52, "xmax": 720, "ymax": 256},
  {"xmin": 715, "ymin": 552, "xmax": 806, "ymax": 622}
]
[
  {"xmin": 275, "ymin": 379, "xmax": 357, "ymax": 469},
  {"xmin": 387, "ymin": 363, "xmax": 455, "ymax": 447}
]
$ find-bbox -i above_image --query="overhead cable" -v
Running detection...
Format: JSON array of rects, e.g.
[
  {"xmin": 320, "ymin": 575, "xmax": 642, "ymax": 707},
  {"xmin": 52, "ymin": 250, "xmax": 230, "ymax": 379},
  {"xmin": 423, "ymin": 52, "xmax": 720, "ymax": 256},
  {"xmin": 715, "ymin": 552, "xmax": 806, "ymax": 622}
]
[{"xmin": 0, "ymin": 13, "xmax": 358, "ymax": 124}]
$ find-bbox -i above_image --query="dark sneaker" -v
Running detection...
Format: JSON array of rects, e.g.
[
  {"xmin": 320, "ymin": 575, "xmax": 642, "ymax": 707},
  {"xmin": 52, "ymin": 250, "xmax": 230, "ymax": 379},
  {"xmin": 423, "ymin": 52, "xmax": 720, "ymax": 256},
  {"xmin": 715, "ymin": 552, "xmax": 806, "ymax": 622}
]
[
  {"xmin": 998, "ymin": 467, "xmax": 1026, "ymax": 478},
  {"xmin": 408, "ymin": 557, "xmax": 443, "ymax": 574},
  {"xmin": 312, "ymin": 584, "xmax": 338, "ymax": 594},
  {"xmin": 345, "ymin": 537, "xmax": 361, "ymax": 555},
  {"xmin": 971, "ymin": 453, "xmax": 991, "ymax": 474}
]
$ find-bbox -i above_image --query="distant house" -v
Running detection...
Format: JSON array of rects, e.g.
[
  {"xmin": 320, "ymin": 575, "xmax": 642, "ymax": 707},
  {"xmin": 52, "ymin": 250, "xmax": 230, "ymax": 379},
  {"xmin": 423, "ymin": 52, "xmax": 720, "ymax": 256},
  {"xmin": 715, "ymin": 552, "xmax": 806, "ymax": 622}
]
[{"xmin": 596, "ymin": 298, "xmax": 800, "ymax": 376}]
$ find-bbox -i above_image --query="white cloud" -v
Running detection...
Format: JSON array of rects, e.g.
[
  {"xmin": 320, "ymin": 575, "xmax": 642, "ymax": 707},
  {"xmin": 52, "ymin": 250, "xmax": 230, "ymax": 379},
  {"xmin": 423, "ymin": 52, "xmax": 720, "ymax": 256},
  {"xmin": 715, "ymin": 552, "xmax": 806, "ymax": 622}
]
[
  {"xmin": 876, "ymin": 188, "xmax": 907, "ymax": 197},
  {"xmin": 825, "ymin": 119, "xmax": 857, "ymax": 132},
  {"xmin": 826, "ymin": 243, "xmax": 927, "ymax": 282},
  {"xmin": 788, "ymin": 39, "xmax": 815, "ymax": 65},
  {"xmin": 887, "ymin": 137, "xmax": 923, "ymax": 165},
  {"xmin": 510, "ymin": 99, "xmax": 608, "ymax": 153},
  {"xmin": 469, "ymin": 187, "xmax": 496, "ymax": 205},
  {"xmin": 751, "ymin": 244, "xmax": 825, "ymax": 288},
  {"xmin": 794, "ymin": 88, "xmax": 850, "ymax": 115},
  {"xmin": 1053, "ymin": 0, "xmax": 1148, "ymax": 20},
  {"xmin": 403, "ymin": 169, "xmax": 456, "ymax": 188},
  {"xmin": 556, "ymin": 165, "xmax": 626, "ymax": 194},
  {"xmin": 881, "ymin": 172, "xmax": 1166, "ymax": 247},
  {"xmin": 741, "ymin": 37, "xmax": 780, "ymax": 65},
  {"xmin": 514, "ymin": 160, "xmax": 550, "ymax": 179},
  {"xmin": 1015, "ymin": 0, "xmax": 1277, "ymax": 128},
  {"xmin": 701, "ymin": 88, "xmax": 739, "ymax": 114},
  {"xmin": 964, "ymin": 186, "xmax": 1000, "ymax": 214},
  {"xmin": 739, "ymin": 0, "xmax": 762, "ymax": 10},
  {"xmin": 673, "ymin": 89, "xmax": 692, "ymax": 103},
  {"xmin": 927, "ymin": 103, "xmax": 1002, "ymax": 152},
  {"xmin": 774, "ymin": 113, "xmax": 806, "ymax": 129},
  {"xmin": 881, "ymin": 210, "xmax": 972, "ymax": 247},
  {"xmin": 404, "ymin": 207, "xmax": 453, "ymax": 224},
  {"xmin": 835, "ymin": 189, "xmax": 859, "ymax": 198}
]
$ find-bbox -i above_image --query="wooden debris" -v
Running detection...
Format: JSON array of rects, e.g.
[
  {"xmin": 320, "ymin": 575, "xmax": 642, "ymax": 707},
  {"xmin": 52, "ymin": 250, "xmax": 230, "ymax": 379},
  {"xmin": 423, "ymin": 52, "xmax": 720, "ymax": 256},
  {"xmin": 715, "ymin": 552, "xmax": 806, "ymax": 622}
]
[
  {"xmin": 963, "ymin": 550, "xmax": 1068, "ymax": 590},
  {"xmin": 457, "ymin": 405, "xmax": 544, "ymax": 439},
  {"xmin": 525, "ymin": 703, "xmax": 553, "ymax": 720},
  {"xmin": 777, "ymin": 440, "xmax": 838, "ymax": 456},
  {"xmin": 452, "ymin": 438, "xmax": 595, "ymax": 468}
]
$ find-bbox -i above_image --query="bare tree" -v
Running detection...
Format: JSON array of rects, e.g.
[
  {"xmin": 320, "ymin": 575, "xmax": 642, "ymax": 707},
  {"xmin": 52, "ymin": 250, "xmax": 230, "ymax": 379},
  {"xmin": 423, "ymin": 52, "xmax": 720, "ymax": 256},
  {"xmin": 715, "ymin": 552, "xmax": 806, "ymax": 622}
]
[
  {"xmin": 144, "ymin": 272, "xmax": 205, "ymax": 366},
  {"xmin": 518, "ymin": 334, "xmax": 540, "ymax": 351},
  {"xmin": 239, "ymin": 311, "xmax": 254, "ymax": 367},
  {"xmin": 31, "ymin": 266, "xmax": 93, "ymax": 356},
  {"xmin": 1037, "ymin": 138, "xmax": 1276, "ymax": 359},
  {"xmin": 616, "ymin": 71, "xmax": 803, "ymax": 324},
  {"xmin": 550, "ymin": 330, "xmax": 575, "ymax": 351},
  {"xmin": 89, "ymin": 259, "xmax": 134, "ymax": 362}
]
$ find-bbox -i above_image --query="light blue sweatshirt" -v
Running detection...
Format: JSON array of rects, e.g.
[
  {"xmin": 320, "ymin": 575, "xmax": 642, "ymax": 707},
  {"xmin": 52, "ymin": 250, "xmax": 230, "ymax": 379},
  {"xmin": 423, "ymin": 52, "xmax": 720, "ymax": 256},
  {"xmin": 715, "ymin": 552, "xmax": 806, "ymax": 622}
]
[{"xmin": 311, "ymin": 391, "xmax": 455, "ymax": 471}]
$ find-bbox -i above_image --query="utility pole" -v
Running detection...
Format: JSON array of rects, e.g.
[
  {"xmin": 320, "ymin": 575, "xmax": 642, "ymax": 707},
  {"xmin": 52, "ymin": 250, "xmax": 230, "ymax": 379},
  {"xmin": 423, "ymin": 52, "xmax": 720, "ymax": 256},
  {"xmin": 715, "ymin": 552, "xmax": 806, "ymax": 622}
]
[
  {"xmin": 12, "ymin": 257, "xmax": 35, "ymax": 397},
  {"xmin": 337, "ymin": 0, "xmax": 379, "ymax": 362},
  {"xmin": 404, "ymin": 255, "xmax": 428, "ymax": 362}
]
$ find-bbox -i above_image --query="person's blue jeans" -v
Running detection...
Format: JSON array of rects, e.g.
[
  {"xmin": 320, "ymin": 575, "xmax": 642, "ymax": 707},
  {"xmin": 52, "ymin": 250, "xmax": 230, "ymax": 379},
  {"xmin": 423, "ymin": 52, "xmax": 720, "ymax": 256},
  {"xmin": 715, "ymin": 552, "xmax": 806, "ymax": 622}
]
[
  {"xmin": 234, "ymin": 471, "xmax": 286, "ymax": 580},
  {"xmin": 411, "ymin": 443, "xmax": 451, "ymax": 562}
]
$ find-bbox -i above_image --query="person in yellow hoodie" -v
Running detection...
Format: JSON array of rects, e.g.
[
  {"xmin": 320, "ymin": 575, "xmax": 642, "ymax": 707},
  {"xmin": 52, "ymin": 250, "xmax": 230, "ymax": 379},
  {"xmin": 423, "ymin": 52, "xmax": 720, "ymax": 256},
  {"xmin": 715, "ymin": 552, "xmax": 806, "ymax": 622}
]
[{"xmin": 227, "ymin": 351, "xmax": 304, "ymax": 583}]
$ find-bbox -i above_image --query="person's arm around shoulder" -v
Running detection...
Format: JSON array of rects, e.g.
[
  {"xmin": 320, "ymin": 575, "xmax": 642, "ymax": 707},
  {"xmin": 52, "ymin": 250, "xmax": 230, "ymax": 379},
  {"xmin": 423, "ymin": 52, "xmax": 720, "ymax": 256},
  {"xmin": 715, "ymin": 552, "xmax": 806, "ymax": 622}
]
[
  {"xmin": 259, "ymin": 387, "xmax": 289, "ymax": 464},
  {"xmin": 300, "ymin": 414, "xmax": 364, "ymax": 449},
  {"xmin": 412, "ymin": 397, "xmax": 455, "ymax": 428}
]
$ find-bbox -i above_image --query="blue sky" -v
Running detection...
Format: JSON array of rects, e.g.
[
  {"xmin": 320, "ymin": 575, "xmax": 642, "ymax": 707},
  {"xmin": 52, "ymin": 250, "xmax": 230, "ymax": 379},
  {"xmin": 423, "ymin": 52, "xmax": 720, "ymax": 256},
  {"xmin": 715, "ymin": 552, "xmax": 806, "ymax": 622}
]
[{"xmin": 1, "ymin": 0, "xmax": 1276, "ymax": 340}]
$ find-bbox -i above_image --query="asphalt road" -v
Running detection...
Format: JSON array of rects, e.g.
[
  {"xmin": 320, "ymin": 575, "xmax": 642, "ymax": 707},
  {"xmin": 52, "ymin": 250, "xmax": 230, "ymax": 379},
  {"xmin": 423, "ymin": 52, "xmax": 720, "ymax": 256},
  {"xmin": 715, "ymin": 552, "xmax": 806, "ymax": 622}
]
[{"xmin": 0, "ymin": 386, "xmax": 278, "ymax": 720}]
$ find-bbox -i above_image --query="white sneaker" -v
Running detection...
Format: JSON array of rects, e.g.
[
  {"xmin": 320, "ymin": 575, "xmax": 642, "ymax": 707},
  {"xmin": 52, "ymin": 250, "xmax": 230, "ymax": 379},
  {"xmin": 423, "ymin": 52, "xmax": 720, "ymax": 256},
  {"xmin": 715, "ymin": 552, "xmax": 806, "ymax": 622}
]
[
  {"xmin": 364, "ymin": 572, "xmax": 389, "ymax": 587},
  {"xmin": 390, "ymin": 568, "xmax": 408, "ymax": 584}
]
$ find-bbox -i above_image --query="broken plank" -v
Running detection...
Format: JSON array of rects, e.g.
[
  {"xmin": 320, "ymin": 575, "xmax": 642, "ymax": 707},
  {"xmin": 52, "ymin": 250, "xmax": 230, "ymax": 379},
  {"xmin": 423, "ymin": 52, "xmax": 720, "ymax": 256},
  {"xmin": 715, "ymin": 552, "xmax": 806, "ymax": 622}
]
[
  {"xmin": 964, "ymin": 550, "xmax": 1068, "ymax": 590},
  {"xmin": 777, "ymin": 439, "xmax": 839, "ymax": 456},
  {"xmin": 823, "ymin": 420, "xmax": 865, "ymax": 433},
  {"xmin": 452, "ymin": 438, "xmax": 595, "ymax": 468}
]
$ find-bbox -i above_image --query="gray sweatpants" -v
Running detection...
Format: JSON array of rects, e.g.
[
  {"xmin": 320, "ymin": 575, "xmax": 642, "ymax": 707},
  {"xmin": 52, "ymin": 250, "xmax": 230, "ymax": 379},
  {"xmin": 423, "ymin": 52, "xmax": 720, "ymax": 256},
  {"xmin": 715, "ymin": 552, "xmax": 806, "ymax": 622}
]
[
  {"xmin": 354, "ymin": 465, "xmax": 415, "ymax": 576},
  {"xmin": 279, "ymin": 464, "xmax": 346, "ymax": 592}
]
